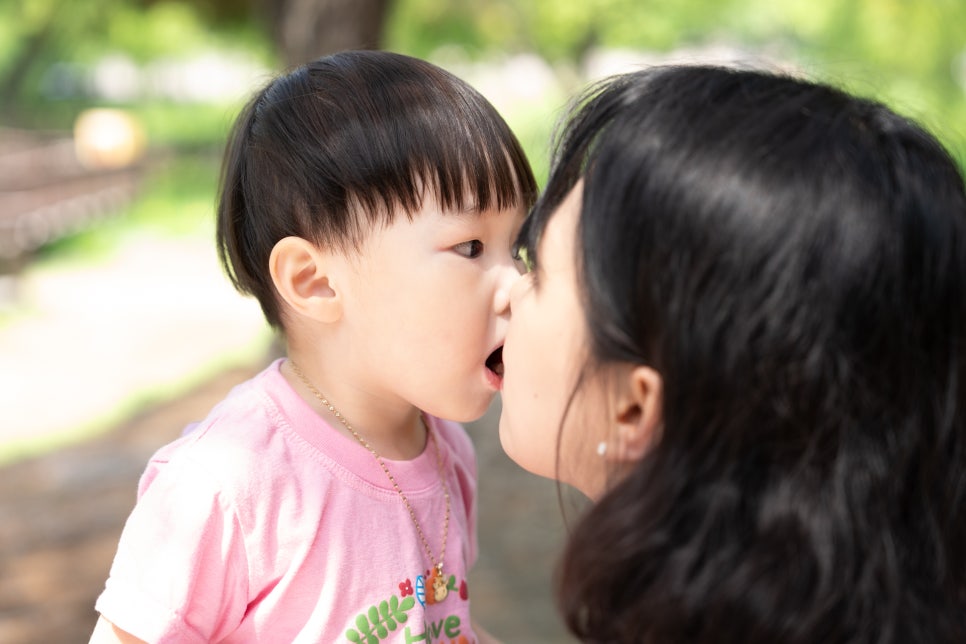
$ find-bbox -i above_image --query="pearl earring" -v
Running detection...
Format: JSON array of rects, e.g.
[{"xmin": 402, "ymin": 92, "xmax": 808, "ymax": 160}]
[{"xmin": 596, "ymin": 441, "xmax": 607, "ymax": 457}]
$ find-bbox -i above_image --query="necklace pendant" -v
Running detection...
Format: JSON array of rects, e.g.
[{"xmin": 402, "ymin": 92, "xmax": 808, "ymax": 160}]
[{"xmin": 430, "ymin": 564, "xmax": 448, "ymax": 602}]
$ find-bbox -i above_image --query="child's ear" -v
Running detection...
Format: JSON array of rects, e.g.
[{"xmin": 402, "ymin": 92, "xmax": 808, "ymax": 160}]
[
  {"xmin": 269, "ymin": 236, "xmax": 343, "ymax": 324},
  {"xmin": 610, "ymin": 365, "xmax": 663, "ymax": 463}
]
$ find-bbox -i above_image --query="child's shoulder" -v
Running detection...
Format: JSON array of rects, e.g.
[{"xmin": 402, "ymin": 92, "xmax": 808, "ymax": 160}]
[
  {"xmin": 146, "ymin": 361, "xmax": 290, "ymax": 471},
  {"xmin": 185, "ymin": 360, "xmax": 285, "ymax": 435},
  {"xmin": 137, "ymin": 360, "xmax": 327, "ymax": 501}
]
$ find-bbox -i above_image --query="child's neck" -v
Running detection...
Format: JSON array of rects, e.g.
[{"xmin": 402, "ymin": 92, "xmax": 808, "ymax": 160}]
[{"xmin": 282, "ymin": 357, "xmax": 427, "ymax": 461}]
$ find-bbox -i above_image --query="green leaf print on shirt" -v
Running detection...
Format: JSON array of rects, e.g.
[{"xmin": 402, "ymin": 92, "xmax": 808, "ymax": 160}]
[{"xmin": 346, "ymin": 594, "xmax": 417, "ymax": 643}]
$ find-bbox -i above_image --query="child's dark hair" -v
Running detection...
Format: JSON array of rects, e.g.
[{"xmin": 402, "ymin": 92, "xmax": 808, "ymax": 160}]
[
  {"xmin": 520, "ymin": 65, "xmax": 966, "ymax": 642},
  {"xmin": 217, "ymin": 50, "xmax": 537, "ymax": 329}
]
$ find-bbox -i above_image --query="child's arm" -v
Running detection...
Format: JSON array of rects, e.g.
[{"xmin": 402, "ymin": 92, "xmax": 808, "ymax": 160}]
[{"xmin": 88, "ymin": 616, "xmax": 148, "ymax": 644}]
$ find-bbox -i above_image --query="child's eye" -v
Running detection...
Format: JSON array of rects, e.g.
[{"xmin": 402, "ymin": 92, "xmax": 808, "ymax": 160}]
[{"xmin": 453, "ymin": 240, "xmax": 484, "ymax": 259}]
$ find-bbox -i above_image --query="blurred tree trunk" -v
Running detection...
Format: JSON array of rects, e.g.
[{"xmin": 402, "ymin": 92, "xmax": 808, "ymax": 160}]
[
  {"xmin": 262, "ymin": 0, "xmax": 392, "ymax": 68},
  {"xmin": 0, "ymin": 8, "xmax": 57, "ymax": 117}
]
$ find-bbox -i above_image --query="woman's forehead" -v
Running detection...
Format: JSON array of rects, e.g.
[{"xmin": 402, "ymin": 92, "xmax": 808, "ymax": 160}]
[{"xmin": 538, "ymin": 183, "xmax": 582, "ymax": 268}]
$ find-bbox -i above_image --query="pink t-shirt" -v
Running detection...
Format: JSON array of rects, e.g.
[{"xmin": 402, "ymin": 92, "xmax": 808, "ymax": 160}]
[{"xmin": 96, "ymin": 359, "xmax": 480, "ymax": 643}]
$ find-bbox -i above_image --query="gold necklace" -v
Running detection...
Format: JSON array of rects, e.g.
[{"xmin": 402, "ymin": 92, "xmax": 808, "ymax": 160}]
[{"xmin": 289, "ymin": 360, "xmax": 451, "ymax": 601}]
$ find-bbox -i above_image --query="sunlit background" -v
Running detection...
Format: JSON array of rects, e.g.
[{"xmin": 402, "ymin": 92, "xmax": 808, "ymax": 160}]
[{"xmin": 1, "ymin": 0, "xmax": 964, "ymax": 641}]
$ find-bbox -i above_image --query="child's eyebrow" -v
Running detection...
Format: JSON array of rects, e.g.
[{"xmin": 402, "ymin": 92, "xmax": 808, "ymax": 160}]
[
  {"xmin": 456, "ymin": 197, "xmax": 485, "ymax": 214},
  {"xmin": 444, "ymin": 203, "xmax": 487, "ymax": 218}
]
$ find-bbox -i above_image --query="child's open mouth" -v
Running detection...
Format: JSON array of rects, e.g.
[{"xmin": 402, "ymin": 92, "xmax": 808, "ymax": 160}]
[{"xmin": 485, "ymin": 346, "xmax": 504, "ymax": 378}]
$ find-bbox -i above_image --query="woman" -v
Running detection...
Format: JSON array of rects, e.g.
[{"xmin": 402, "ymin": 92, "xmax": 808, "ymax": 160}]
[{"xmin": 499, "ymin": 65, "xmax": 966, "ymax": 643}]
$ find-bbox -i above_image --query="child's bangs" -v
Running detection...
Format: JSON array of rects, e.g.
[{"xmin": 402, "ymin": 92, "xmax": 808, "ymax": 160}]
[
  {"xmin": 422, "ymin": 121, "xmax": 534, "ymax": 216},
  {"xmin": 348, "ymin": 78, "xmax": 536, "ymax": 222},
  {"xmin": 384, "ymin": 125, "xmax": 533, "ymax": 220}
]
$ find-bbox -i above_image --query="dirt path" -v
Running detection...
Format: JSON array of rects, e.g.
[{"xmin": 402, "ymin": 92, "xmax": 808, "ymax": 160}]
[{"xmin": 0, "ymin": 358, "xmax": 575, "ymax": 643}]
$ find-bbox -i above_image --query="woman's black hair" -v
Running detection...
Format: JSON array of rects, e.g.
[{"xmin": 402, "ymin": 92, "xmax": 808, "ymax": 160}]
[
  {"xmin": 521, "ymin": 65, "xmax": 966, "ymax": 642},
  {"xmin": 217, "ymin": 50, "xmax": 537, "ymax": 329}
]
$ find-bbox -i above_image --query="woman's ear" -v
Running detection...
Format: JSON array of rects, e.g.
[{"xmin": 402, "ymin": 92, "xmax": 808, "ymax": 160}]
[
  {"xmin": 269, "ymin": 236, "xmax": 343, "ymax": 324},
  {"xmin": 610, "ymin": 365, "xmax": 663, "ymax": 463}
]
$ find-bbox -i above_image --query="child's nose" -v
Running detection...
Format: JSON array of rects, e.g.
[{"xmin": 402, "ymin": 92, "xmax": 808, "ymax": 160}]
[
  {"xmin": 506, "ymin": 270, "xmax": 529, "ymax": 312},
  {"xmin": 493, "ymin": 261, "xmax": 519, "ymax": 315}
]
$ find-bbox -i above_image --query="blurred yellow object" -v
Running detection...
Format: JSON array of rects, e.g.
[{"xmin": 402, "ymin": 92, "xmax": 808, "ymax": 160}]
[{"xmin": 73, "ymin": 108, "xmax": 146, "ymax": 169}]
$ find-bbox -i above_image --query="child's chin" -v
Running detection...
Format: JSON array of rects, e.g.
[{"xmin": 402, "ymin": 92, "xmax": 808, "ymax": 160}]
[{"xmin": 446, "ymin": 395, "xmax": 497, "ymax": 424}]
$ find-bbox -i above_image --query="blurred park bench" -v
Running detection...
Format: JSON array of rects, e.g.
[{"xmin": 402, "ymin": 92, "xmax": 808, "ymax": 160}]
[{"xmin": 0, "ymin": 124, "xmax": 146, "ymax": 286}]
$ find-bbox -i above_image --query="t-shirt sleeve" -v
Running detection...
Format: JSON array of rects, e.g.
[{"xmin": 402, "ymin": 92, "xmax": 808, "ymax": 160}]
[{"xmin": 95, "ymin": 455, "xmax": 250, "ymax": 643}]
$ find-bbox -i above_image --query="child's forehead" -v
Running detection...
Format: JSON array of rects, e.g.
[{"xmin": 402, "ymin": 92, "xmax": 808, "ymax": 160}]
[
  {"xmin": 415, "ymin": 181, "xmax": 527, "ymax": 218},
  {"xmin": 429, "ymin": 194, "xmax": 529, "ymax": 224},
  {"xmin": 342, "ymin": 167, "xmax": 531, "ymax": 243}
]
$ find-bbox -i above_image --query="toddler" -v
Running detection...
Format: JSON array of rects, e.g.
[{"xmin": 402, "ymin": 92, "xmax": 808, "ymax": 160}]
[{"xmin": 90, "ymin": 50, "xmax": 536, "ymax": 643}]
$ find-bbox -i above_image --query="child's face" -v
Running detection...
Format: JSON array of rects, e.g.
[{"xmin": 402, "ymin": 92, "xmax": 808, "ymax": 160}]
[
  {"xmin": 341, "ymin": 192, "xmax": 525, "ymax": 423},
  {"xmin": 499, "ymin": 183, "xmax": 611, "ymax": 498}
]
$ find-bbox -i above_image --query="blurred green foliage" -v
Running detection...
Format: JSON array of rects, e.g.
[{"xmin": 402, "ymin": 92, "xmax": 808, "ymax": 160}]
[
  {"xmin": 389, "ymin": 0, "xmax": 738, "ymax": 61},
  {"xmin": 2, "ymin": 1, "xmax": 963, "ymax": 153},
  {"xmin": 0, "ymin": 0, "xmax": 270, "ymax": 133},
  {"xmin": 0, "ymin": 0, "xmax": 270, "ymax": 68},
  {"xmin": 388, "ymin": 0, "xmax": 966, "ymax": 164}
]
